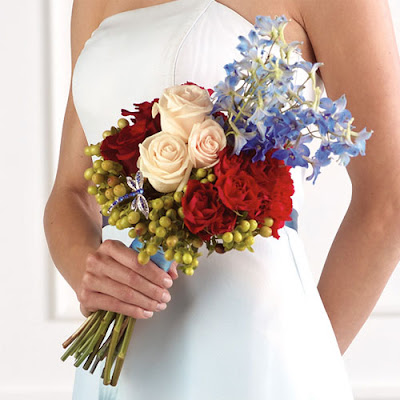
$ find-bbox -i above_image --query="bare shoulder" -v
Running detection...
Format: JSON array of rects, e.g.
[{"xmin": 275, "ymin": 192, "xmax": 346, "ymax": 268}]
[{"xmin": 70, "ymin": 0, "xmax": 107, "ymax": 71}]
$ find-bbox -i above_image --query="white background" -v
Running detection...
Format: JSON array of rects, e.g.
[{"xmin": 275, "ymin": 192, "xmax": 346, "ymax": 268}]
[{"xmin": 0, "ymin": 0, "xmax": 399, "ymax": 399}]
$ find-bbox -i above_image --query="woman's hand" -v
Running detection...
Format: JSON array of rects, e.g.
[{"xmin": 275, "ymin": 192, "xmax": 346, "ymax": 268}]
[{"xmin": 77, "ymin": 239, "xmax": 179, "ymax": 319}]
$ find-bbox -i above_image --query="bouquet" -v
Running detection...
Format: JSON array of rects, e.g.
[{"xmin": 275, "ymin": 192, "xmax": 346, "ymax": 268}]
[{"xmin": 61, "ymin": 15, "xmax": 372, "ymax": 386}]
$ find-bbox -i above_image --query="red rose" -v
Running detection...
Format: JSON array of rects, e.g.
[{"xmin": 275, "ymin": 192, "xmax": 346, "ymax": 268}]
[
  {"xmin": 182, "ymin": 179, "xmax": 237, "ymax": 240},
  {"xmin": 213, "ymin": 147, "xmax": 251, "ymax": 176},
  {"xmin": 214, "ymin": 146, "xmax": 294, "ymax": 238},
  {"xmin": 100, "ymin": 99, "xmax": 161, "ymax": 175},
  {"xmin": 215, "ymin": 169, "xmax": 261, "ymax": 211}
]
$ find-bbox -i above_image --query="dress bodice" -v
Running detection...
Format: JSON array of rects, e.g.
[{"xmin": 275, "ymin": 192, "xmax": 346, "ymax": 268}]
[{"xmin": 72, "ymin": 0, "xmax": 325, "ymax": 217}]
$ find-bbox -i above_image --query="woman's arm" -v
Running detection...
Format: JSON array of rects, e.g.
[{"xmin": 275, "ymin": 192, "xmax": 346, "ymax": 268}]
[
  {"xmin": 298, "ymin": 0, "xmax": 400, "ymax": 354},
  {"xmin": 43, "ymin": 0, "xmax": 177, "ymax": 319}
]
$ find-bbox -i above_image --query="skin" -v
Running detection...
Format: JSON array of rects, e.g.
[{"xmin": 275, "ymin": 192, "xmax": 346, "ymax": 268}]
[{"xmin": 44, "ymin": 0, "xmax": 400, "ymax": 355}]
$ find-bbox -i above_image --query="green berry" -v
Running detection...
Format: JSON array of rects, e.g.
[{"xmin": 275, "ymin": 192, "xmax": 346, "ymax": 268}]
[
  {"xmin": 249, "ymin": 219, "xmax": 258, "ymax": 232},
  {"xmin": 156, "ymin": 226, "xmax": 167, "ymax": 238},
  {"xmin": 166, "ymin": 209, "xmax": 177, "ymax": 220},
  {"xmin": 163, "ymin": 196, "xmax": 174, "ymax": 210},
  {"xmin": 174, "ymin": 252, "xmax": 183, "ymax": 263},
  {"xmin": 116, "ymin": 219, "xmax": 124, "ymax": 230},
  {"xmin": 87, "ymin": 185, "xmax": 98, "ymax": 195},
  {"xmin": 113, "ymin": 184, "xmax": 127, "ymax": 197},
  {"xmin": 93, "ymin": 159, "xmax": 102, "ymax": 170},
  {"xmin": 173, "ymin": 192, "xmax": 183, "ymax": 203},
  {"xmin": 95, "ymin": 194, "xmax": 107, "ymax": 205},
  {"xmin": 191, "ymin": 258, "xmax": 199, "ymax": 268},
  {"xmin": 107, "ymin": 175, "xmax": 120, "ymax": 187},
  {"xmin": 148, "ymin": 221, "xmax": 158, "ymax": 234},
  {"xmin": 200, "ymin": 178, "xmax": 208, "ymax": 184},
  {"xmin": 222, "ymin": 232, "xmax": 233, "ymax": 243},
  {"xmin": 102, "ymin": 130, "xmax": 112, "ymax": 139},
  {"xmin": 233, "ymin": 231, "xmax": 243, "ymax": 243},
  {"xmin": 135, "ymin": 222, "xmax": 148, "ymax": 236},
  {"xmin": 105, "ymin": 188, "xmax": 114, "ymax": 200},
  {"xmin": 120, "ymin": 216, "xmax": 130, "ymax": 229},
  {"xmin": 178, "ymin": 207, "xmax": 185, "ymax": 219},
  {"xmin": 239, "ymin": 220, "xmax": 250, "ymax": 233},
  {"xmin": 92, "ymin": 173, "xmax": 105, "ymax": 185},
  {"xmin": 110, "ymin": 209, "xmax": 120, "ymax": 220},
  {"xmin": 149, "ymin": 209, "xmax": 159, "ymax": 221},
  {"xmin": 264, "ymin": 217, "xmax": 274, "ymax": 227},
  {"xmin": 207, "ymin": 173, "xmax": 216, "ymax": 183},
  {"xmin": 152, "ymin": 198, "xmax": 164, "ymax": 210},
  {"xmin": 96, "ymin": 167, "xmax": 107, "ymax": 175},
  {"xmin": 159, "ymin": 216, "xmax": 172, "ymax": 228},
  {"xmin": 166, "ymin": 235, "xmax": 178, "ymax": 248},
  {"xmin": 84, "ymin": 146, "xmax": 92, "ymax": 156},
  {"xmin": 164, "ymin": 249, "xmax": 175, "ymax": 261},
  {"xmin": 245, "ymin": 235, "xmax": 255, "ymax": 246},
  {"xmin": 84, "ymin": 167, "xmax": 95, "ymax": 181},
  {"xmin": 108, "ymin": 217, "xmax": 116, "ymax": 226},
  {"xmin": 192, "ymin": 238, "xmax": 203, "ymax": 248},
  {"xmin": 117, "ymin": 118, "xmax": 129, "ymax": 129},
  {"xmin": 137, "ymin": 251, "xmax": 150, "ymax": 265},
  {"xmin": 235, "ymin": 242, "xmax": 247, "ymax": 251},
  {"xmin": 146, "ymin": 243, "xmax": 158, "ymax": 256},
  {"xmin": 196, "ymin": 168, "xmax": 207, "ymax": 179},
  {"xmin": 101, "ymin": 160, "xmax": 114, "ymax": 171},
  {"xmin": 128, "ymin": 229, "xmax": 137, "ymax": 238},
  {"xmin": 260, "ymin": 226, "xmax": 272, "ymax": 237},
  {"xmin": 185, "ymin": 267, "xmax": 194, "ymax": 276},
  {"xmin": 128, "ymin": 211, "xmax": 141, "ymax": 225},
  {"xmin": 182, "ymin": 252, "xmax": 193, "ymax": 265}
]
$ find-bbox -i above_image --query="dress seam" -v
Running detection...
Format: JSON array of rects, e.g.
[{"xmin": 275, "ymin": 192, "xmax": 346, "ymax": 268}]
[
  {"xmin": 172, "ymin": 0, "xmax": 215, "ymax": 85},
  {"xmin": 282, "ymin": 226, "xmax": 307, "ymax": 294}
]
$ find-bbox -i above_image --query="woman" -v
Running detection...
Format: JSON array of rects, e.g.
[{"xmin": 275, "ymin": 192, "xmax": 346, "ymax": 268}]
[{"xmin": 43, "ymin": 0, "xmax": 400, "ymax": 398}]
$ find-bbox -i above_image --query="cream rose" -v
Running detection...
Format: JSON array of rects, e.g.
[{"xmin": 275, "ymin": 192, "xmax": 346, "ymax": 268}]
[
  {"xmin": 152, "ymin": 84, "xmax": 214, "ymax": 142},
  {"xmin": 137, "ymin": 131, "xmax": 192, "ymax": 193},
  {"xmin": 188, "ymin": 118, "xmax": 227, "ymax": 168}
]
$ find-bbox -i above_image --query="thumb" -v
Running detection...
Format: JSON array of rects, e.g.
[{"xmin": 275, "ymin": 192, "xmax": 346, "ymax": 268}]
[{"xmin": 167, "ymin": 261, "xmax": 179, "ymax": 280}]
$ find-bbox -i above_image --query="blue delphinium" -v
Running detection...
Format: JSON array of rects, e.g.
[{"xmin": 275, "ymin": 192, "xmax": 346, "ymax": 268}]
[{"xmin": 211, "ymin": 15, "xmax": 373, "ymax": 183}]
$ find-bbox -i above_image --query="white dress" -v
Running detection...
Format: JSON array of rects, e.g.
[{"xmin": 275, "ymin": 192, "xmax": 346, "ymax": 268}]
[{"xmin": 71, "ymin": 0, "xmax": 355, "ymax": 398}]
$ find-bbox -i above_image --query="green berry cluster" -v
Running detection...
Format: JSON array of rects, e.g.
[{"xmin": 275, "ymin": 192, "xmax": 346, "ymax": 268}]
[
  {"xmin": 128, "ymin": 190, "xmax": 202, "ymax": 276},
  {"xmin": 205, "ymin": 216, "xmax": 274, "ymax": 255},
  {"xmin": 83, "ymin": 118, "xmax": 201, "ymax": 276}
]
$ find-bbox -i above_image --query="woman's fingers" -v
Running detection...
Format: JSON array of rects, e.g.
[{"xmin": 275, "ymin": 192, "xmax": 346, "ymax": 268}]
[
  {"xmin": 168, "ymin": 261, "xmax": 179, "ymax": 280},
  {"xmin": 91, "ymin": 247, "xmax": 172, "ymax": 303},
  {"xmin": 79, "ymin": 290, "xmax": 157, "ymax": 319},
  {"xmin": 85, "ymin": 272, "xmax": 169, "ymax": 312},
  {"xmin": 99, "ymin": 239, "xmax": 174, "ymax": 289}
]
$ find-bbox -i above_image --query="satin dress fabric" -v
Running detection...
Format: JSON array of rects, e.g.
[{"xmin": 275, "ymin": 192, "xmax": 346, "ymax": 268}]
[{"xmin": 71, "ymin": 0, "xmax": 355, "ymax": 398}]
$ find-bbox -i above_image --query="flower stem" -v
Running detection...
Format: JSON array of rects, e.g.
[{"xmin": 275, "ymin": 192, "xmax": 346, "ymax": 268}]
[
  {"xmin": 76, "ymin": 311, "xmax": 116, "ymax": 367},
  {"xmin": 111, "ymin": 317, "xmax": 136, "ymax": 386},
  {"xmin": 89, "ymin": 316, "xmax": 129, "ymax": 374},
  {"xmin": 61, "ymin": 310, "xmax": 105, "ymax": 362},
  {"xmin": 82, "ymin": 331, "xmax": 105, "ymax": 371},
  {"xmin": 62, "ymin": 312, "xmax": 97, "ymax": 349},
  {"xmin": 103, "ymin": 313, "xmax": 125, "ymax": 385}
]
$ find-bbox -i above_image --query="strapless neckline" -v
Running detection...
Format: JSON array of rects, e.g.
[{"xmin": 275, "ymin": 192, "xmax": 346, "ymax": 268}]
[
  {"xmin": 97, "ymin": 0, "xmax": 253, "ymax": 31},
  {"xmin": 88, "ymin": 0, "xmax": 315, "ymax": 69}
]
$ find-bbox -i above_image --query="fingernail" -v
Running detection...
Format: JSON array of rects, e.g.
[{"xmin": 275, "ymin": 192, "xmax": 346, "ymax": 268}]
[
  {"xmin": 163, "ymin": 277, "xmax": 173, "ymax": 288},
  {"xmin": 144, "ymin": 311, "xmax": 154, "ymax": 318},
  {"xmin": 156, "ymin": 303, "xmax": 167, "ymax": 311},
  {"xmin": 161, "ymin": 291, "xmax": 171, "ymax": 303}
]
